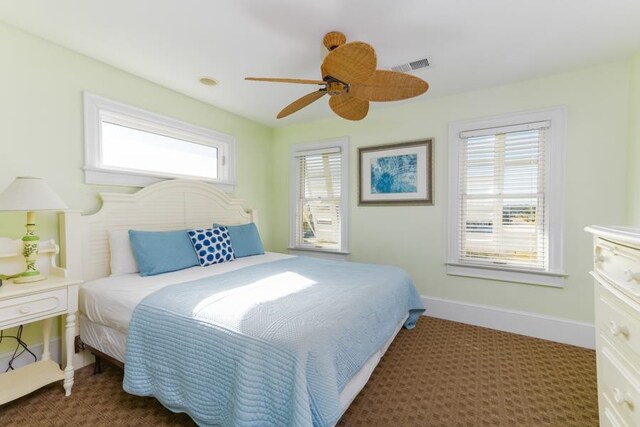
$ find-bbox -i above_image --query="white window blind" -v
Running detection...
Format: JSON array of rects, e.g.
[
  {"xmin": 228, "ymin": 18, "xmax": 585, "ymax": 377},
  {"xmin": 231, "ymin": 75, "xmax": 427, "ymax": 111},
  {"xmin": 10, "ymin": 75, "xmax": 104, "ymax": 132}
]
[
  {"xmin": 294, "ymin": 147, "xmax": 342, "ymax": 251},
  {"xmin": 458, "ymin": 122, "xmax": 548, "ymax": 270}
]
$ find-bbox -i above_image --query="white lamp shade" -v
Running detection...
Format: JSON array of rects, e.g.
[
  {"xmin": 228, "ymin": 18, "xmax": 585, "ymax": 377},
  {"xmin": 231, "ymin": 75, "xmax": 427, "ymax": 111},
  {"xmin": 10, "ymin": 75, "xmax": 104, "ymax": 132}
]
[{"xmin": 0, "ymin": 177, "xmax": 68, "ymax": 211}]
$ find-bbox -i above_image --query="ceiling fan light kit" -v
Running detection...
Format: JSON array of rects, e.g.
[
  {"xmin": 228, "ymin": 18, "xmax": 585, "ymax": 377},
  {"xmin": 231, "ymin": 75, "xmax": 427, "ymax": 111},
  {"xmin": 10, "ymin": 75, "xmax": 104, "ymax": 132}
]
[
  {"xmin": 246, "ymin": 31, "xmax": 429, "ymax": 121},
  {"xmin": 323, "ymin": 31, "xmax": 347, "ymax": 51}
]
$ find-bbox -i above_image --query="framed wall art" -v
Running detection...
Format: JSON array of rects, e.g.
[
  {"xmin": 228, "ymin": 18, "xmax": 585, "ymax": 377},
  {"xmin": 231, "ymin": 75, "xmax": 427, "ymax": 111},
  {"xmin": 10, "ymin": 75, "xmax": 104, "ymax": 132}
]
[{"xmin": 358, "ymin": 139, "xmax": 433, "ymax": 205}]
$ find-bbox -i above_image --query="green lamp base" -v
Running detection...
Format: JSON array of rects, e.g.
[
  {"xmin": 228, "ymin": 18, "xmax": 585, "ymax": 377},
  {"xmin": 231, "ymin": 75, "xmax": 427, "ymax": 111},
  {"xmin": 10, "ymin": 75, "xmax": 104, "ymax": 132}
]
[
  {"xmin": 14, "ymin": 211, "xmax": 47, "ymax": 284},
  {"xmin": 13, "ymin": 271, "xmax": 46, "ymax": 284}
]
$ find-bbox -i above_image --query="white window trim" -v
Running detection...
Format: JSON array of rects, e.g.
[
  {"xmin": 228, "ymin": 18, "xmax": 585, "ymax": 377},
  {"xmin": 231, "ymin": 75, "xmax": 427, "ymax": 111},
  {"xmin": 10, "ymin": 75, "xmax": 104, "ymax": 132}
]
[
  {"xmin": 83, "ymin": 92, "xmax": 236, "ymax": 191},
  {"xmin": 447, "ymin": 106, "xmax": 567, "ymax": 287},
  {"xmin": 289, "ymin": 137, "xmax": 350, "ymax": 255}
]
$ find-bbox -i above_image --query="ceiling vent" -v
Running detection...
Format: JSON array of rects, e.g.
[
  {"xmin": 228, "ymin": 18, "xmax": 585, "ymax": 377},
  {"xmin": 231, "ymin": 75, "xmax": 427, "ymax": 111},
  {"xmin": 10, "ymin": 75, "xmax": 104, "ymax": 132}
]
[{"xmin": 391, "ymin": 57, "xmax": 430, "ymax": 73}]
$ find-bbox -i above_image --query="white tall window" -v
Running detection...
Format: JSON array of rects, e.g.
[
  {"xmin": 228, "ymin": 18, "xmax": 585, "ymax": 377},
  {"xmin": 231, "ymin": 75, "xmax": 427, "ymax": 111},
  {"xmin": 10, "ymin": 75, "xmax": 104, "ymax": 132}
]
[
  {"xmin": 290, "ymin": 138, "xmax": 349, "ymax": 253},
  {"xmin": 448, "ymin": 107, "xmax": 566, "ymax": 287},
  {"xmin": 83, "ymin": 92, "xmax": 235, "ymax": 189}
]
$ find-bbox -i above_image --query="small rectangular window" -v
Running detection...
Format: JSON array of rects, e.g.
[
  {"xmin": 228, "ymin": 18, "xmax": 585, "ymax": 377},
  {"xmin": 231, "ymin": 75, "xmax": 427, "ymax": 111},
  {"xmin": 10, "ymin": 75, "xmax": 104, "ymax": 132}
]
[
  {"xmin": 84, "ymin": 92, "xmax": 235, "ymax": 189},
  {"xmin": 101, "ymin": 122, "xmax": 219, "ymax": 179}
]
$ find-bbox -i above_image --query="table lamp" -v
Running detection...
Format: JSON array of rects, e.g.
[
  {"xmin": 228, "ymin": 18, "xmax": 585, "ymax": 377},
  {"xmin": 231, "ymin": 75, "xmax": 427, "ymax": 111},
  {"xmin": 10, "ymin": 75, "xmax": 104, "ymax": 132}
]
[{"xmin": 0, "ymin": 177, "xmax": 68, "ymax": 283}]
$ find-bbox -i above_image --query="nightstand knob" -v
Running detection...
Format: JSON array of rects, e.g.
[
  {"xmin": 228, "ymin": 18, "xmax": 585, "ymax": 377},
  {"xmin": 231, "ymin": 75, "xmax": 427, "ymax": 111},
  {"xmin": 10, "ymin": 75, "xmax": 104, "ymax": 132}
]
[{"xmin": 19, "ymin": 306, "xmax": 32, "ymax": 314}]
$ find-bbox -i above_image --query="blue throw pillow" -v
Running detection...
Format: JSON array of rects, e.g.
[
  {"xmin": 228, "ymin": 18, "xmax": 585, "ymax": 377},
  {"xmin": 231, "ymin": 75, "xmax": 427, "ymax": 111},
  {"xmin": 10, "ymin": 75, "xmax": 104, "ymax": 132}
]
[
  {"xmin": 188, "ymin": 226, "xmax": 236, "ymax": 266},
  {"xmin": 128, "ymin": 230, "xmax": 199, "ymax": 276},
  {"xmin": 213, "ymin": 223, "xmax": 264, "ymax": 258}
]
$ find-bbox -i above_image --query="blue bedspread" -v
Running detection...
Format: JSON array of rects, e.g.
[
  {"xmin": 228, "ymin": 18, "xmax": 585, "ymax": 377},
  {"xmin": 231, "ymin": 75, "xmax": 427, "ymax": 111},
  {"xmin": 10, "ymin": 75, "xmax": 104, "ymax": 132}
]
[{"xmin": 123, "ymin": 257, "xmax": 424, "ymax": 426}]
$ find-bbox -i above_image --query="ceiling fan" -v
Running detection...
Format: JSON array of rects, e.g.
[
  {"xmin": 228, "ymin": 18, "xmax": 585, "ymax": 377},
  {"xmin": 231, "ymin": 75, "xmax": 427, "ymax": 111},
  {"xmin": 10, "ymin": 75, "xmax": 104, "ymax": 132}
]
[{"xmin": 245, "ymin": 31, "xmax": 429, "ymax": 121}]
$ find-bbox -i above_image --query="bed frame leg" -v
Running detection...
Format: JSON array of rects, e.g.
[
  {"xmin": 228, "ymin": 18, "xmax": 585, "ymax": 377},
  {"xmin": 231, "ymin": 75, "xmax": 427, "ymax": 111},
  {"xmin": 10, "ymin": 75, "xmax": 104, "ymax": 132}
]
[{"xmin": 93, "ymin": 356, "xmax": 102, "ymax": 375}]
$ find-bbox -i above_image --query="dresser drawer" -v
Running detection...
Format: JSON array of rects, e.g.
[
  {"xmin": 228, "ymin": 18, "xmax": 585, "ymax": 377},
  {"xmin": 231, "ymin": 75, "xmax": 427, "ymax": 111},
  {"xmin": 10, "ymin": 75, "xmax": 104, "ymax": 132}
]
[
  {"xmin": 597, "ymin": 285, "xmax": 640, "ymax": 365},
  {"xmin": 601, "ymin": 391, "xmax": 629, "ymax": 427},
  {"xmin": 599, "ymin": 346, "xmax": 640, "ymax": 426},
  {"xmin": 0, "ymin": 289, "xmax": 68, "ymax": 328},
  {"xmin": 595, "ymin": 238, "xmax": 640, "ymax": 297}
]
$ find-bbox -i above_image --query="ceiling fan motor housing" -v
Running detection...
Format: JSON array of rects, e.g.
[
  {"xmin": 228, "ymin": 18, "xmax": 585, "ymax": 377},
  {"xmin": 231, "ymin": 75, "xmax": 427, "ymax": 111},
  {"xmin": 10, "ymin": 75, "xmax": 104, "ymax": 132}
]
[{"xmin": 327, "ymin": 81, "xmax": 343, "ymax": 96}]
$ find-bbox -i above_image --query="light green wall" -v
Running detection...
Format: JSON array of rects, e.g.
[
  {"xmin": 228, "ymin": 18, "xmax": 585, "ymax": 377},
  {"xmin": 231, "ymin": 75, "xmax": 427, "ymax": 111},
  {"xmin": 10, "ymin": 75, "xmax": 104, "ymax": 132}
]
[
  {"xmin": 272, "ymin": 61, "xmax": 631, "ymax": 323},
  {"xmin": 0, "ymin": 19, "xmax": 636, "ymax": 359},
  {"xmin": 0, "ymin": 23, "xmax": 273, "ymax": 353},
  {"xmin": 629, "ymin": 53, "xmax": 640, "ymax": 225}
]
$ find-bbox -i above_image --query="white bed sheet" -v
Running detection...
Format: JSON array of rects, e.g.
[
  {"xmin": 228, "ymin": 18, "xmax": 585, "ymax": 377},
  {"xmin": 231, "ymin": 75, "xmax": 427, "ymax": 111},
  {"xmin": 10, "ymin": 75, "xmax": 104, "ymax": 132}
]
[
  {"xmin": 80, "ymin": 314, "xmax": 128, "ymax": 362},
  {"xmin": 80, "ymin": 252, "xmax": 293, "ymax": 334}
]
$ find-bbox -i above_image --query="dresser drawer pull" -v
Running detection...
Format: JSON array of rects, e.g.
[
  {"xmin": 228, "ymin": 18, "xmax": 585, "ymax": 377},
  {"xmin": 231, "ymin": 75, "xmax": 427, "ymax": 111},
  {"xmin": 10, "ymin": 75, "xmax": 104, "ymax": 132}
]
[
  {"xmin": 598, "ymin": 243, "xmax": 640, "ymax": 262},
  {"xmin": 599, "ymin": 243, "xmax": 616, "ymax": 253},
  {"xmin": 19, "ymin": 306, "xmax": 32, "ymax": 314},
  {"xmin": 613, "ymin": 387, "xmax": 635, "ymax": 409},
  {"xmin": 624, "ymin": 270, "xmax": 640, "ymax": 283},
  {"xmin": 609, "ymin": 321, "xmax": 630, "ymax": 337}
]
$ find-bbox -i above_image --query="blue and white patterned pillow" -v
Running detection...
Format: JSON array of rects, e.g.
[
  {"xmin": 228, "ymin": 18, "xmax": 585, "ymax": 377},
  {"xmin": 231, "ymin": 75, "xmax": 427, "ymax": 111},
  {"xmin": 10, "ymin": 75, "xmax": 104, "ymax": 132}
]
[{"xmin": 187, "ymin": 226, "xmax": 235, "ymax": 267}]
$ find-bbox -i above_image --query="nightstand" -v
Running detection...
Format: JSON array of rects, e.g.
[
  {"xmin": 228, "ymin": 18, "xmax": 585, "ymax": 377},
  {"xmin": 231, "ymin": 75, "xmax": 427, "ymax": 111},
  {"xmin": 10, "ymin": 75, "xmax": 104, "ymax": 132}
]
[{"xmin": 0, "ymin": 238, "xmax": 81, "ymax": 405}]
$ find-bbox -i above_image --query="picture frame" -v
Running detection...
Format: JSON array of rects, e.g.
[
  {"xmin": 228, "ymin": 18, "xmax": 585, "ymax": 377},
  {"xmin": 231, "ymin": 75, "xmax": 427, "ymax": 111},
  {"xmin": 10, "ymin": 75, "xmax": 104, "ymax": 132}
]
[{"xmin": 358, "ymin": 139, "xmax": 433, "ymax": 205}]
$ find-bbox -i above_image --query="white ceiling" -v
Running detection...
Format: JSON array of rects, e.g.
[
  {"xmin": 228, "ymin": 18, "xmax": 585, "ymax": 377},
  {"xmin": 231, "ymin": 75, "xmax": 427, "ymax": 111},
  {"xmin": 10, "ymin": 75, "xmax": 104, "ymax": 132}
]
[{"xmin": 2, "ymin": 0, "xmax": 640, "ymax": 127}]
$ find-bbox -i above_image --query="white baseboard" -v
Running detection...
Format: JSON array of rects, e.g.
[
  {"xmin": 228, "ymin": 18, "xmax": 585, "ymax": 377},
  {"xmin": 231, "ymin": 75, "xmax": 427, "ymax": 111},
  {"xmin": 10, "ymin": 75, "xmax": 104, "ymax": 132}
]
[{"xmin": 422, "ymin": 295, "xmax": 595, "ymax": 349}]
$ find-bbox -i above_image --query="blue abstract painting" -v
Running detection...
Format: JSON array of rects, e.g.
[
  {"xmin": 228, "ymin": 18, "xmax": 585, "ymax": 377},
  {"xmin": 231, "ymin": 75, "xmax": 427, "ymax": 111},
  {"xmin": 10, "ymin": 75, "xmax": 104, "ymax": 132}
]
[{"xmin": 371, "ymin": 154, "xmax": 418, "ymax": 194}]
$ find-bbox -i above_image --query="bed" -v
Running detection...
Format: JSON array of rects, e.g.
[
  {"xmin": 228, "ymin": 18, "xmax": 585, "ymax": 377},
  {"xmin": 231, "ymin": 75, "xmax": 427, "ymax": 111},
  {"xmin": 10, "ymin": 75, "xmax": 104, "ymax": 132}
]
[{"xmin": 59, "ymin": 179, "xmax": 424, "ymax": 426}]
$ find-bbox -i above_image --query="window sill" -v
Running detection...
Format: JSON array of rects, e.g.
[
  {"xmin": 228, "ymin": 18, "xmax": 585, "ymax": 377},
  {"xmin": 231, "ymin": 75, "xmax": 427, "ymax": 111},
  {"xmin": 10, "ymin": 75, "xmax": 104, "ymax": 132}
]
[
  {"xmin": 287, "ymin": 247, "xmax": 350, "ymax": 261},
  {"xmin": 446, "ymin": 262, "xmax": 567, "ymax": 288},
  {"xmin": 84, "ymin": 167, "xmax": 236, "ymax": 192}
]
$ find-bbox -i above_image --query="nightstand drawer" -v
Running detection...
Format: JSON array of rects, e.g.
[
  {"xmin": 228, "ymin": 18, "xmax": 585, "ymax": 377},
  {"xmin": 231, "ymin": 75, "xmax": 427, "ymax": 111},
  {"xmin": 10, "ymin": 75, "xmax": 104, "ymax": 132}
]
[{"xmin": 0, "ymin": 288, "xmax": 67, "ymax": 328}]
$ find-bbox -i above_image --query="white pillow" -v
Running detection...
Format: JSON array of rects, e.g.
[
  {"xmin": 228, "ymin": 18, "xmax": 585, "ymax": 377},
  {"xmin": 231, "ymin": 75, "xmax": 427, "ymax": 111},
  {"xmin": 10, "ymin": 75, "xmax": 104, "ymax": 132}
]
[{"xmin": 108, "ymin": 229, "xmax": 139, "ymax": 275}]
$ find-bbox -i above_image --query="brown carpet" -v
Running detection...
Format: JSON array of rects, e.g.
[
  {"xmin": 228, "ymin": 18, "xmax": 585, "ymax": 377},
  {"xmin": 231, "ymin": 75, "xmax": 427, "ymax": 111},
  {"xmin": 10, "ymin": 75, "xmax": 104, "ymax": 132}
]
[{"xmin": 0, "ymin": 317, "xmax": 598, "ymax": 426}]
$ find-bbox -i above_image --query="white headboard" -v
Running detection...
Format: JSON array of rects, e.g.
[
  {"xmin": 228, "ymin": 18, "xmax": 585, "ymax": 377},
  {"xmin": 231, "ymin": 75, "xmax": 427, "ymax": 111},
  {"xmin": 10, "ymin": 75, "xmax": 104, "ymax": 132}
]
[{"xmin": 59, "ymin": 179, "xmax": 257, "ymax": 282}]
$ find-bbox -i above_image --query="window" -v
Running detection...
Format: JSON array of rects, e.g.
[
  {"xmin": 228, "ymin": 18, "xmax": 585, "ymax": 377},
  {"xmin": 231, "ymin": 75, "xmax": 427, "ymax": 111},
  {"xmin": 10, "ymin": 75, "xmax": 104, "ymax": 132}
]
[
  {"xmin": 83, "ymin": 92, "xmax": 235, "ymax": 189},
  {"xmin": 447, "ymin": 107, "xmax": 566, "ymax": 287},
  {"xmin": 289, "ymin": 138, "xmax": 349, "ymax": 254}
]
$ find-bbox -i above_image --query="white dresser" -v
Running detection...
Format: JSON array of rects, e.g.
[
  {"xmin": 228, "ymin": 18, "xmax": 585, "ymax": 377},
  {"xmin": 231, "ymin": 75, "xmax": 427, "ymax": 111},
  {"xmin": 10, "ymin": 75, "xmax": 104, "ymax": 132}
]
[{"xmin": 586, "ymin": 225, "xmax": 640, "ymax": 427}]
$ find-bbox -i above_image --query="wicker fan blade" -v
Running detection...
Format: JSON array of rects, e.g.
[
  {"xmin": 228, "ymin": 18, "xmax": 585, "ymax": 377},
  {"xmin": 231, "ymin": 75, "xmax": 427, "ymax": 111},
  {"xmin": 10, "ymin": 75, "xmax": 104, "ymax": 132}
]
[
  {"xmin": 349, "ymin": 70, "xmax": 429, "ymax": 102},
  {"xmin": 329, "ymin": 92, "xmax": 369, "ymax": 121},
  {"xmin": 277, "ymin": 90, "xmax": 327, "ymax": 119},
  {"xmin": 245, "ymin": 77, "xmax": 327, "ymax": 85},
  {"xmin": 322, "ymin": 42, "xmax": 377, "ymax": 84}
]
